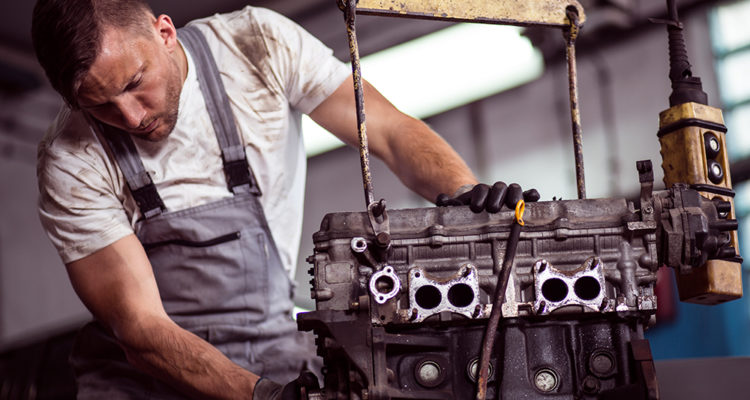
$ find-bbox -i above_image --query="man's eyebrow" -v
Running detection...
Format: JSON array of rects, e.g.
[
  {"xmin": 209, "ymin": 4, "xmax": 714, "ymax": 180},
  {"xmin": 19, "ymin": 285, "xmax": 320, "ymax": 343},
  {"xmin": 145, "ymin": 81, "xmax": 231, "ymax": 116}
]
[
  {"xmin": 79, "ymin": 67, "xmax": 145, "ymax": 109},
  {"xmin": 79, "ymin": 99, "xmax": 108, "ymax": 109},
  {"xmin": 123, "ymin": 68, "xmax": 144, "ymax": 90}
]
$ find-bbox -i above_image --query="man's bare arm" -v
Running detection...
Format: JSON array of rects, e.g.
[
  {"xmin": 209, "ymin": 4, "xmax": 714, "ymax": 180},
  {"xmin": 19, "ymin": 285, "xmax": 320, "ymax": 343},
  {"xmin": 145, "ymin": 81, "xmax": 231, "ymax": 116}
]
[
  {"xmin": 66, "ymin": 234, "xmax": 260, "ymax": 399},
  {"xmin": 309, "ymin": 77, "xmax": 478, "ymax": 202}
]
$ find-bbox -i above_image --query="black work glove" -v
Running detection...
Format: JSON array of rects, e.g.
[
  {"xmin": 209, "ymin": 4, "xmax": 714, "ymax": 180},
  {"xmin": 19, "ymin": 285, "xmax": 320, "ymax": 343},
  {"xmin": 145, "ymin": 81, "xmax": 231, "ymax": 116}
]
[
  {"xmin": 253, "ymin": 371, "xmax": 320, "ymax": 400},
  {"xmin": 436, "ymin": 182, "xmax": 540, "ymax": 213}
]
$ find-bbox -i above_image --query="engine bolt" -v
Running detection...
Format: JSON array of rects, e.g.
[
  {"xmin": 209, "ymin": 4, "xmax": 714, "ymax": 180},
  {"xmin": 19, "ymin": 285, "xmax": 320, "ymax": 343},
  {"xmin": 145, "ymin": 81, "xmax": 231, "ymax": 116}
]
[
  {"xmin": 415, "ymin": 360, "xmax": 444, "ymax": 387},
  {"xmin": 467, "ymin": 357, "xmax": 493, "ymax": 382},
  {"xmin": 582, "ymin": 375, "xmax": 600, "ymax": 393},
  {"xmin": 590, "ymin": 352, "xmax": 615, "ymax": 376},
  {"xmin": 533, "ymin": 369, "xmax": 558, "ymax": 392}
]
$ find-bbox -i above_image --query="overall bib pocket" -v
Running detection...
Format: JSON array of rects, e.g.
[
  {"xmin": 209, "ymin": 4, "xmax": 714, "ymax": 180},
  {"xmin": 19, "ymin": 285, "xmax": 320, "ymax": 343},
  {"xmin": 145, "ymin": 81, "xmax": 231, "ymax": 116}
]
[{"xmin": 141, "ymin": 225, "xmax": 272, "ymax": 324}]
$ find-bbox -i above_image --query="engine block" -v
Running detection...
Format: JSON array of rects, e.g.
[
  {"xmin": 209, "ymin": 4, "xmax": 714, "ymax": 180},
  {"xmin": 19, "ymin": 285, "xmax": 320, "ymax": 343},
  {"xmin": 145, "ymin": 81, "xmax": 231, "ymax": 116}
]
[{"xmin": 298, "ymin": 165, "xmax": 738, "ymax": 400}]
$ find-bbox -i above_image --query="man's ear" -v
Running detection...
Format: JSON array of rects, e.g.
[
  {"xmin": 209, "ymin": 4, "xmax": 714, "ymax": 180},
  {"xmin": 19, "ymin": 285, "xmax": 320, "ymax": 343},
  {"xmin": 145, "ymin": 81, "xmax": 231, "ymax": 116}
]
[{"xmin": 154, "ymin": 14, "xmax": 178, "ymax": 51}]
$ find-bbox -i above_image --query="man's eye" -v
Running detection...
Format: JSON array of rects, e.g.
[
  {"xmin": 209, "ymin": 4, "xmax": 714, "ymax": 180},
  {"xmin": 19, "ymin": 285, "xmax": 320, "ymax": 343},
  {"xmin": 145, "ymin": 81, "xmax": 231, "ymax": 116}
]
[{"xmin": 126, "ymin": 77, "xmax": 143, "ymax": 91}]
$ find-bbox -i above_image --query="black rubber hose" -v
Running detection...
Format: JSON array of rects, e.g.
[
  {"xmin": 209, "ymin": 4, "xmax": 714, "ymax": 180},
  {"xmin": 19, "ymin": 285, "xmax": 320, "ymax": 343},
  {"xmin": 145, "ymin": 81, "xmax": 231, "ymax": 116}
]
[{"xmin": 475, "ymin": 219, "xmax": 523, "ymax": 400}]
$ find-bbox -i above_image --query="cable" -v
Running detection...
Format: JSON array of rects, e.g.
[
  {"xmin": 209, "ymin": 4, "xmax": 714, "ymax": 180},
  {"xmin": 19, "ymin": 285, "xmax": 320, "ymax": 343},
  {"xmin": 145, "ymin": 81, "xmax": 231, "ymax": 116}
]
[{"xmin": 475, "ymin": 201, "xmax": 525, "ymax": 400}]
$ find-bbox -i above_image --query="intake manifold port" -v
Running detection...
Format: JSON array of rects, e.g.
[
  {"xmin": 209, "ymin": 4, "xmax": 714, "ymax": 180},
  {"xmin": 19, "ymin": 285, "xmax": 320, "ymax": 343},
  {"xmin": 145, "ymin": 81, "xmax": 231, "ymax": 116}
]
[
  {"xmin": 407, "ymin": 264, "xmax": 481, "ymax": 323},
  {"xmin": 448, "ymin": 283, "xmax": 474, "ymax": 307},
  {"xmin": 415, "ymin": 285, "xmax": 442, "ymax": 309},
  {"xmin": 542, "ymin": 278, "xmax": 568, "ymax": 302},
  {"xmin": 574, "ymin": 276, "xmax": 601, "ymax": 300},
  {"xmin": 369, "ymin": 266, "xmax": 400, "ymax": 304},
  {"xmin": 533, "ymin": 258, "xmax": 607, "ymax": 315}
]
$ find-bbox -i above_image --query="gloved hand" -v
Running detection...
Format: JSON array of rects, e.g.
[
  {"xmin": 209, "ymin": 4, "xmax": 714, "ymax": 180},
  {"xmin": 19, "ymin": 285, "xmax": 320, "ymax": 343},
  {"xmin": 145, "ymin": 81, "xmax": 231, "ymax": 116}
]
[
  {"xmin": 252, "ymin": 371, "xmax": 320, "ymax": 400},
  {"xmin": 436, "ymin": 182, "xmax": 540, "ymax": 213}
]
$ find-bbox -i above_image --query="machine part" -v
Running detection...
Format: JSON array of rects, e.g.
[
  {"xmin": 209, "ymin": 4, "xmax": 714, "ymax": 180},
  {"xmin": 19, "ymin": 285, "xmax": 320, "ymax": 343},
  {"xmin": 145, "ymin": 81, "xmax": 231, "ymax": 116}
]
[
  {"xmin": 653, "ymin": 0, "xmax": 742, "ymax": 304},
  {"xmin": 299, "ymin": 311, "xmax": 657, "ymax": 400},
  {"xmin": 657, "ymin": 101, "xmax": 743, "ymax": 303},
  {"xmin": 368, "ymin": 199, "xmax": 392, "ymax": 249},
  {"xmin": 349, "ymin": 0, "xmax": 586, "ymax": 28},
  {"xmin": 408, "ymin": 264, "xmax": 480, "ymax": 322},
  {"xmin": 565, "ymin": 6, "xmax": 586, "ymax": 200},
  {"xmin": 300, "ymin": 164, "xmax": 736, "ymax": 399},
  {"xmin": 414, "ymin": 357, "xmax": 447, "ymax": 388},
  {"xmin": 533, "ymin": 258, "xmax": 606, "ymax": 315},
  {"xmin": 351, "ymin": 237, "xmax": 368, "ymax": 253},
  {"xmin": 589, "ymin": 350, "xmax": 616, "ymax": 378},
  {"xmin": 370, "ymin": 266, "xmax": 401, "ymax": 304},
  {"xmin": 533, "ymin": 368, "xmax": 559, "ymax": 392}
]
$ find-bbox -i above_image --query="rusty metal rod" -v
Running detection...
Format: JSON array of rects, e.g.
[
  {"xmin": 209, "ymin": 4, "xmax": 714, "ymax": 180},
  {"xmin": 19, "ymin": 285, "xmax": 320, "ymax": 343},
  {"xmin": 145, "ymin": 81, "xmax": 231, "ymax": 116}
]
[
  {"xmin": 565, "ymin": 7, "xmax": 586, "ymax": 200},
  {"xmin": 343, "ymin": 0, "xmax": 375, "ymax": 207}
]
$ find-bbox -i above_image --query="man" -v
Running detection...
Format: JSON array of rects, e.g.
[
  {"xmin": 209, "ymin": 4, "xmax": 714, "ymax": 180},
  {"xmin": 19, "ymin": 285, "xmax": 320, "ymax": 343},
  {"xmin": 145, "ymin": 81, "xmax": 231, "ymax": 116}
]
[{"xmin": 32, "ymin": 0, "xmax": 531, "ymax": 398}]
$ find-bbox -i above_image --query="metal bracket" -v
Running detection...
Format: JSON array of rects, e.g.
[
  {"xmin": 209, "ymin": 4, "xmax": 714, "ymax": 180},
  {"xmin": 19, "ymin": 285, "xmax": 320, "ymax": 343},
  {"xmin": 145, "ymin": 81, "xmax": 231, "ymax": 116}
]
[
  {"xmin": 352, "ymin": 0, "xmax": 586, "ymax": 28},
  {"xmin": 637, "ymin": 160, "xmax": 655, "ymax": 222},
  {"xmin": 368, "ymin": 199, "xmax": 391, "ymax": 248}
]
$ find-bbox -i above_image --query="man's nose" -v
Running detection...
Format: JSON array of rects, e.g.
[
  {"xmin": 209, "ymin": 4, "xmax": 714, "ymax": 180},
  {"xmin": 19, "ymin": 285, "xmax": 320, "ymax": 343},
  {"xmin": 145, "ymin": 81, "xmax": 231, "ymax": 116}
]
[{"xmin": 118, "ymin": 97, "xmax": 146, "ymax": 130}]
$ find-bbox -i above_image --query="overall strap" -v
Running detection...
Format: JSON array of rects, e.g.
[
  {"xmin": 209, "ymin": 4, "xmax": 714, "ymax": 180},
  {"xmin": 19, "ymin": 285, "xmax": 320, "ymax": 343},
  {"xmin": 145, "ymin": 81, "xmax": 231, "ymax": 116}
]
[
  {"xmin": 95, "ymin": 119, "xmax": 166, "ymax": 218},
  {"xmin": 178, "ymin": 25, "xmax": 261, "ymax": 196},
  {"xmin": 97, "ymin": 25, "xmax": 263, "ymax": 219}
]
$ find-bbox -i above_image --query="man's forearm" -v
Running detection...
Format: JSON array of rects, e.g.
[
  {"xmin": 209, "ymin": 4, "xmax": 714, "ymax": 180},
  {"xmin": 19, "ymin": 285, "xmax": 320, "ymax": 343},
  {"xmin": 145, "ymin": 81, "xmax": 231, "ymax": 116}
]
[
  {"xmin": 386, "ymin": 117, "xmax": 478, "ymax": 202},
  {"xmin": 117, "ymin": 315, "xmax": 259, "ymax": 399}
]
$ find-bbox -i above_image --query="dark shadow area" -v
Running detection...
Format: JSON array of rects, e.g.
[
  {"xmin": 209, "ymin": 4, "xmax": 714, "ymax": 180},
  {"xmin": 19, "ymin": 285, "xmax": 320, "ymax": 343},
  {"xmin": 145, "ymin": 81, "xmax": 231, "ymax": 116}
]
[{"xmin": 0, "ymin": 328, "xmax": 78, "ymax": 400}]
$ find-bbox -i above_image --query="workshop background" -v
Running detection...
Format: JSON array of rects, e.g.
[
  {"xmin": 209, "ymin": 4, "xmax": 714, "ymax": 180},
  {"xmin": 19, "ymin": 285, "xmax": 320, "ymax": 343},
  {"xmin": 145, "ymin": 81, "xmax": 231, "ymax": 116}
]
[{"xmin": 1, "ymin": 0, "xmax": 750, "ymax": 398}]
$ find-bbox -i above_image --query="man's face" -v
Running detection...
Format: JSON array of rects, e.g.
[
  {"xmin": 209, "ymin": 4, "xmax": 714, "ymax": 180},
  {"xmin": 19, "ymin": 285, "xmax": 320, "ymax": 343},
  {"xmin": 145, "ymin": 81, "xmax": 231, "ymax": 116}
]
[{"xmin": 77, "ymin": 23, "xmax": 182, "ymax": 142}]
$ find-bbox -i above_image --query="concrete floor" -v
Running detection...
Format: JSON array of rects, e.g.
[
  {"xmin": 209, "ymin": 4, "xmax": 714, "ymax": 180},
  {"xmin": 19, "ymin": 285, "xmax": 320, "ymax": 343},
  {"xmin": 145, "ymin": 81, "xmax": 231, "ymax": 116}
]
[{"xmin": 655, "ymin": 357, "xmax": 750, "ymax": 400}]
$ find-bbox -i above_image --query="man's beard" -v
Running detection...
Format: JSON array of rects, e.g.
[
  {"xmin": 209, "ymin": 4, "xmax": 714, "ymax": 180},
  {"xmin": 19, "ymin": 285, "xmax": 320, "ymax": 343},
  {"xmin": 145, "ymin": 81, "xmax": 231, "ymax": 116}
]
[{"xmin": 137, "ymin": 64, "xmax": 181, "ymax": 142}]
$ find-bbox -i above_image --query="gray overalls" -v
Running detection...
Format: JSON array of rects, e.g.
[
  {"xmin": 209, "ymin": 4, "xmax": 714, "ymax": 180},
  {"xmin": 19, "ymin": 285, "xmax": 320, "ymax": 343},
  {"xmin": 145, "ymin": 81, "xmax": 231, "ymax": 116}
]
[{"xmin": 70, "ymin": 26, "xmax": 319, "ymax": 399}]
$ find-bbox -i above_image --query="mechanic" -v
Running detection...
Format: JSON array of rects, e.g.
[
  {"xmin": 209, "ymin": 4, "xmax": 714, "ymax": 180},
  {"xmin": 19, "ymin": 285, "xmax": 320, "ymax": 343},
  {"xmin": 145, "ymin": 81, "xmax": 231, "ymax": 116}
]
[{"xmin": 31, "ymin": 0, "xmax": 534, "ymax": 398}]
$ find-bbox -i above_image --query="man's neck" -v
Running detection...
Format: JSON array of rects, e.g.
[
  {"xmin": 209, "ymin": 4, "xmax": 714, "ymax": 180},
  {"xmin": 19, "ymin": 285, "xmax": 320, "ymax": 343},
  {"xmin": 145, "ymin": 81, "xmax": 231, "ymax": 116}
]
[{"xmin": 175, "ymin": 40, "xmax": 188, "ymax": 85}]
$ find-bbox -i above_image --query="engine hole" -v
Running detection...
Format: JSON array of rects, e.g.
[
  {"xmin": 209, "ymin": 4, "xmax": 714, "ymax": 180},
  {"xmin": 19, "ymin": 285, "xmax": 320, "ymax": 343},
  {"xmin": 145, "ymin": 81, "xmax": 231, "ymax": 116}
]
[
  {"xmin": 447, "ymin": 283, "xmax": 474, "ymax": 308},
  {"xmin": 415, "ymin": 285, "xmax": 442, "ymax": 309},
  {"xmin": 541, "ymin": 278, "xmax": 568, "ymax": 302},
  {"xmin": 375, "ymin": 275, "xmax": 395, "ymax": 294},
  {"xmin": 574, "ymin": 276, "xmax": 601, "ymax": 300}
]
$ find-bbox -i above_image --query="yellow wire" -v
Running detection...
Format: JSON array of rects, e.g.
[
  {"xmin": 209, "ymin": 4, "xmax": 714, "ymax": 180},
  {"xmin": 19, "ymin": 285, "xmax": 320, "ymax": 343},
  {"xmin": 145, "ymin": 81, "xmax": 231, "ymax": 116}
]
[{"xmin": 514, "ymin": 200, "xmax": 526, "ymax": 226}]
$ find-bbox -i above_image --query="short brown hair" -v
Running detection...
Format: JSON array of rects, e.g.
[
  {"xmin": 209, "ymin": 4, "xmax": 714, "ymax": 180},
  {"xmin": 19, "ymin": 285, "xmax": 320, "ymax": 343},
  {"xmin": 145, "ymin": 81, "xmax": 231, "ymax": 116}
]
[{"xmin": 31, "ymin": 0, "xmax": 155, "ymax": 109}]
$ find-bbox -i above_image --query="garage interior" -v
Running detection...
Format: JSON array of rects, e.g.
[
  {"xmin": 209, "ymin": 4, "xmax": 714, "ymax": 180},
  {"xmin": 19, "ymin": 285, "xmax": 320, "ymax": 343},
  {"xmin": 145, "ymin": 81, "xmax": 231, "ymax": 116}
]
[{"xmin": 1, "ymin": 0, "xmax": 750, "ymax": 398}]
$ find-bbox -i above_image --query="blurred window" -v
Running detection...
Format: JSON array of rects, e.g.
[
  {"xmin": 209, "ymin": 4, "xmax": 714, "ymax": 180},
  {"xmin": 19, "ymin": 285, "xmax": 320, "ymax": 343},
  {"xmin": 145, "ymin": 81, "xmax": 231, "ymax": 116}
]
[{"xmin": 711, "ymin": 0, "xmax": 750, "ymax": 263}]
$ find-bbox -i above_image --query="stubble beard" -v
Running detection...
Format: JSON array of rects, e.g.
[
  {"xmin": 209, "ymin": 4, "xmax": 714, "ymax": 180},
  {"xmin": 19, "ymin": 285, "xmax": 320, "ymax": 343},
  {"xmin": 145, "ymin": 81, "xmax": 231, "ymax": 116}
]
[{"xmin": 139, "ymin": 63, "xmax": 181, "ymax": 142}]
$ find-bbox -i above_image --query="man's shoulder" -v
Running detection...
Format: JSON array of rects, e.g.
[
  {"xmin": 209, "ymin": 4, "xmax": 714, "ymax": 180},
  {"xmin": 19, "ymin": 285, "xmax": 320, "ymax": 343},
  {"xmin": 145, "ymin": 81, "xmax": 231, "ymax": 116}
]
[
  {"xmin": 187, "ymin": 6, "xmax": 311, "ymax": 55},
  {"xmin": 189, "ymin": 6, "xmax": 286, "ymax": 32},
  {"xmin": 39, "ymin": 106, "xmax": 95, "ymax": 153},
  {"xmin": 38, "ymin": 106, "xmax": 106, "ymax": 175}
]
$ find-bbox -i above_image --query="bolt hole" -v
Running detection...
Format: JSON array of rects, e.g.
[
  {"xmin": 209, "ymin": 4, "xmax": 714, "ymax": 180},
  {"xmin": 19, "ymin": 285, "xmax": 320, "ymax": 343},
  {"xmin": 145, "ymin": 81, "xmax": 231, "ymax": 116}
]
[
  {"xmin": 541, "ymin": 278, "xmax": 568, "ymax": 302},
  {"xmin": 415, "ymin": 272, "xmax": 421, "ymax": 278},
  {"xmin": 574, "ymin": 276, "xmax": 601, "ymax": 300},
  {"xmin": 448, "ymin": 283, "xmax": 474, "ymax": 308},
  {"xmin": 415, "ymin": 285, "xmax": 442, "ymax": 309}
]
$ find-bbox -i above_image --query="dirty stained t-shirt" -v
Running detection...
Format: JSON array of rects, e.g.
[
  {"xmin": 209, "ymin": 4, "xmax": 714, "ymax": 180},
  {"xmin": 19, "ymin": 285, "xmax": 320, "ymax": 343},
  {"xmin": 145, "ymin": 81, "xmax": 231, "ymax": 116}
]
[{"xmin": 36, "ymin": 6, "xmax": 350, "ymax": 277}]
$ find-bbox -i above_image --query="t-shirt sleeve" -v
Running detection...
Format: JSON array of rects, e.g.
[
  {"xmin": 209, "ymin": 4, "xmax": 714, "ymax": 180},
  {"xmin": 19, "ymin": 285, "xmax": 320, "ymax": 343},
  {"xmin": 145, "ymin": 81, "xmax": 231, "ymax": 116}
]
[
  {"xmin": 37, "ymin": 112, "xmax": 134, "ymax": 264},
  {"xmin": 227, "ymin": 7, "xmax": 351, "ymax": 114}
]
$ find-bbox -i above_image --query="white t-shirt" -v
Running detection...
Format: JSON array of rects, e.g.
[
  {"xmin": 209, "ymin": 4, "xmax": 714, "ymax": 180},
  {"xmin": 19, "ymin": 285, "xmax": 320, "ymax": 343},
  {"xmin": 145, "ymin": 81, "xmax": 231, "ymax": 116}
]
[{"xmin": 36, "ymin": 6, "xmax": 350, "ymax": 277}]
